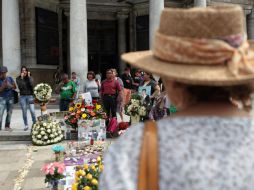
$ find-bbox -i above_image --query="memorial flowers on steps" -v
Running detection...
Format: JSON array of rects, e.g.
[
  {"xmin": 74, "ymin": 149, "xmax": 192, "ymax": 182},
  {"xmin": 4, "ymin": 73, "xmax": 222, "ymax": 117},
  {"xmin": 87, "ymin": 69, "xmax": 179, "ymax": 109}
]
[{"xmin": 31, "ymin": 120, "xmax": 63, "ymax": 146}]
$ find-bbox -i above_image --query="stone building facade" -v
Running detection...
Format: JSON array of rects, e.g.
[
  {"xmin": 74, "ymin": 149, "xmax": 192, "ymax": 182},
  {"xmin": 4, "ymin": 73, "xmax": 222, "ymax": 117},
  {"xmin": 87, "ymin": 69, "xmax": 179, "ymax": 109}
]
[{"xmin": 0, "ymin": 0, "xmax": 254, "ymax": 86}]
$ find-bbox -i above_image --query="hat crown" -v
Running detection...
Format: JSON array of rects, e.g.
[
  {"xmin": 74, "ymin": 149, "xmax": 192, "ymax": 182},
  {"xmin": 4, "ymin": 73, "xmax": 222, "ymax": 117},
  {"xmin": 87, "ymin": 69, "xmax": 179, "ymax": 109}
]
[{"xmin": 159, "ymin": 5, "xmax": 244, "ymax": 38}]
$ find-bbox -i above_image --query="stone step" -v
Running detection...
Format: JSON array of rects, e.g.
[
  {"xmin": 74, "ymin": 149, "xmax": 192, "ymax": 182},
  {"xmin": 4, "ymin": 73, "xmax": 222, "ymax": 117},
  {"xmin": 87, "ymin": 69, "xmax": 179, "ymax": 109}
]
[{"xmin": 0, "ymin": 131, "xmax": 31, "ymax": 141}]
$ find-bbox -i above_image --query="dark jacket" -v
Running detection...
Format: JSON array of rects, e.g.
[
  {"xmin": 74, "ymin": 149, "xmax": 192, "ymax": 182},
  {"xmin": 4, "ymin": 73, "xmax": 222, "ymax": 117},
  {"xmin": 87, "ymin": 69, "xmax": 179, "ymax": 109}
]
[{"xmin": 16, "ymin": 76, "xmax": 34, "ymax": 95}]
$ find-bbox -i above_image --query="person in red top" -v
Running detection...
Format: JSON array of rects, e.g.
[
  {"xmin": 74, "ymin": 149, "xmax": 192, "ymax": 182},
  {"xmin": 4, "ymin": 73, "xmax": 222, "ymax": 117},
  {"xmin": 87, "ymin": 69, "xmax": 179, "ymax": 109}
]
[{"xmin": 101, "ymin": 69, "xmax": 122, "ymax": 118}]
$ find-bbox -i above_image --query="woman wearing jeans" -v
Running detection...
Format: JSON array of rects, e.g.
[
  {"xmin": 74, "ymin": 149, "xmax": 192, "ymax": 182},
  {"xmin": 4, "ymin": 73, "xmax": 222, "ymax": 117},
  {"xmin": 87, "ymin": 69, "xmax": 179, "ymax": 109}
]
[{"xmin": 16, "ymin": 66, "xmax": 36, "ymax": 131}]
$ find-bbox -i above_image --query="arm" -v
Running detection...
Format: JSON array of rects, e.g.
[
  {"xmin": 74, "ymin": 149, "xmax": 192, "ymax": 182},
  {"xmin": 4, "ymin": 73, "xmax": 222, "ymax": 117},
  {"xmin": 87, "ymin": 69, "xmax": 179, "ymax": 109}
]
[
  {"xmin": 100, "ymin": 82, "xmax": 104, "ymax": 97},
  {"xmin": 71, "ymin": 82, "xmax": 77, "ymax": 100},
  {"xmin": 55, "ymin": 82, "xmax": 64, "ymax": 94}
]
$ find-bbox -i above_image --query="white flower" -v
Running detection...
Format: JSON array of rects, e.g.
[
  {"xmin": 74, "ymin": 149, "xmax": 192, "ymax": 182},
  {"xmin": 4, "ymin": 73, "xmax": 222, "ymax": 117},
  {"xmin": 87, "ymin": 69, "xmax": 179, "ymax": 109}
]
[
  {"xmin": 43, "ymin": 123, "xmax": 47, "ymax": 127},
  {"xmin": 44, "ymin": 136, "xmax": 48, "ymax": 140},
  {"xmin": 37, "ymin": 135, "xmax": 42, "ymax": 139},
  {"xmin": 40, "ymin": 131, "xmax": 45, "ymax": 135},
  {"xmin": 50, "ymin": 134, "xmax": 54, "ymax": 138},
  {"xmin": 47, "ymin": 129, "xmax": 51, "ymax": 133}
]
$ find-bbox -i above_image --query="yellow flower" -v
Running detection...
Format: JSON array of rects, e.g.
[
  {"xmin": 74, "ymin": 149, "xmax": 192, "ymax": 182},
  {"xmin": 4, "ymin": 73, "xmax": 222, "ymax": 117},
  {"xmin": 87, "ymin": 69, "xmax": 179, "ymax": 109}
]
[
  {"xmin": 86, "ymin": 173, "xmax": 93, "ymax": 180},
  {"xmin": 90, "ymin": 164, "xmax": 96, "ymax": 171},
  {"xmin": 91, "ymin": 179, "xmax": 98, "ymax": 186},
  {"xmin": 77, "ymin": 169, "xmax": 86, "ymax": 177},
  {"xmin": 99, "ymin": 165, "xmax": 104, "ymax": 171},
  {"xmin": 96, "ymin": 104, "xmax": 101, "ymax": 110},
  {"xmin": 97, "ymin": 156, "xmax": 101, "ymax": 162},
  {"xmin": 75, "ymin": 176, "xmax": 80, "ymax": 182},
  {"xmin": 83, "ymin": 164, "xmax": 89, "ymax": 170},
  {"xmin": 69, "ymin": 107, "xmax": 74, "ymax": 112},
  {"xmin": 71, "ymin": 183, "xmax": 78, "ymax": 190},
  {"xmin": 83, "ymin": 186, "xmax": 90, "ymax": 190},
  {"xmin": 75, "ymin": 103, "xmax": 82, "ymax": 109},
  {"xmin": 82, "ymin": 113, "xmax": 87, "ymax": 119}
]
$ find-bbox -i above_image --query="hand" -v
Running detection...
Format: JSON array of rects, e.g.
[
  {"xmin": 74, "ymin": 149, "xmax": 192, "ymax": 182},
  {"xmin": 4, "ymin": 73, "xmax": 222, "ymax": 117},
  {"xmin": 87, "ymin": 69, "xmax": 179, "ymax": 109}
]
[
  {"xmin": 126, "ymin": 80, "xmax": 130, "ymax": 83},
  {"xmin": 28, "ymin": 72, "xmax": 31, "ymax": 77},
  {"xmin": 21, "ymin": 73, "xmax": 25, "ymax": 79},
  {"xmin": 6, "ymin": 81, "xmax": 13, "ymax": 88},
  {"xmin": 2, "ymin": 80, "xmax": 8, "ymax": 88}
]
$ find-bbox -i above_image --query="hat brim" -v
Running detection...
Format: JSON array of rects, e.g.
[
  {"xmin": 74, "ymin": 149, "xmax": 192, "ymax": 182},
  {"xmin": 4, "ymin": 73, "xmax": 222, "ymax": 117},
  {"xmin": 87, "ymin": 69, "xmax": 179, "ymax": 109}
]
[{"xmin": 122, "ymin": 47, "xmax": 254, "ymax": 86}]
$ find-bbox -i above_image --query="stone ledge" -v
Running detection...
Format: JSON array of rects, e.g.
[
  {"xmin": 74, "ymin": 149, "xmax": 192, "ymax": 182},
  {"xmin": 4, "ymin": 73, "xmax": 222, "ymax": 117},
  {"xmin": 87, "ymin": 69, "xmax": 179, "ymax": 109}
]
[{"xmin": 0, "ymin": 131, "xmax": 31, "ymax": 141}]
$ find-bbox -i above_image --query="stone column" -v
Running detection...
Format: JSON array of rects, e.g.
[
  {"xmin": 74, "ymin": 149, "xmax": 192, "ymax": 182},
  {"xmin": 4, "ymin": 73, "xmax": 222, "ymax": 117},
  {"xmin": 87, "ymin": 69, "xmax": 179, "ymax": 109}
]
[
  {"xmin": 70, "ymin": 0, "xmax": 87, "ymax": 86},
  {"xmin": 58, "ymin": 8, "xmax": 63, "ymax": 71},
  {"xmin": 117, "ymin": 13, "xmax": 128, "ymax": 74},
  {"xmin": 149, "ymin": 0, "xmax": 164, "ymax": 48},
  {"xmin": 2, "ymin": 0, "xmax": 21, "ymax": 77},
  {"xmin": 129, "ymin": 10, "xmax": 137, "ymax": 51},
  {"xmin": 247, "ymin": 11, "xmax": 254, "ymax": 39},
  {"xmin": 194, "ymin": 0, "xmax": 207, "ymax": 7}
]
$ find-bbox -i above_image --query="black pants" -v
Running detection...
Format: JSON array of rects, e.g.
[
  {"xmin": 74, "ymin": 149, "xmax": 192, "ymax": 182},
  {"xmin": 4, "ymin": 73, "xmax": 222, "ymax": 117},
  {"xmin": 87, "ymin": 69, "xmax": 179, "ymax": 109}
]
[{"xmin": 102, "ymin": 95, "xmax": 117, "ymax": 118}]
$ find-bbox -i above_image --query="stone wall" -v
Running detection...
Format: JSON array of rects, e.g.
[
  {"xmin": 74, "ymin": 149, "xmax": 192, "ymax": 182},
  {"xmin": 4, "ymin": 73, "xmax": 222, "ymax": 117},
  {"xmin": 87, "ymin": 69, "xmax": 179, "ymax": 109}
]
[{"xmin": 20, "ymin": 0, "xmax": 60, "ymax": 86}]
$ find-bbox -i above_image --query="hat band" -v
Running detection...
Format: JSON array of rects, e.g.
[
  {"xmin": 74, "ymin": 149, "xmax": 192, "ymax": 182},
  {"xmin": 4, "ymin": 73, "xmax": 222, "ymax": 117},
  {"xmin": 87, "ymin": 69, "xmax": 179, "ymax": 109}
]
[{"xmin": 153, "ymin": 32, "xmax": 254, "ymax": 77}]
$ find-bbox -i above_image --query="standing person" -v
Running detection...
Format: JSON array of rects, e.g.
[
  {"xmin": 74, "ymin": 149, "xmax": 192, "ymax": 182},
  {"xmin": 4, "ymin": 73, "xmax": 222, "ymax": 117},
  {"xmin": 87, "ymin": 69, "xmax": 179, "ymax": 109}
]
[
  {"xmin": 111, "ymin": 69, "xmax": 124, "ymax": 121},
  {"xmin": 140, "ymin": 72, "xmax": 160, "ymax": 99},
  {"xmin": 16, "ymin": 66, "xmax": 36, "ymax": 131},
  {"xmin": 55, "ymin": 73, "xmax": 77, "ymax": 111},
  {"xmin": 101, "ymin": 69, "xmax": 122, "ymax": 119},
  {"xmin": 0, "ymin": 66, "xmax": 16, "ymax": 131},
  {"xmin": 84, "ymin": 71, "xmax": 100, "ymax": 101},
  {"xmin": 71, "ymin": 72, "xmax": 80, "ymax": 99},
  {"xmin": 121, "ymin": 67, "xmax": 133, "ymax": 105},
  {"xmin": 100, "ymin": 5, "xmax": 254, "ymax": 190},
  {"xmin": 132, "ymin": 69, "xmax": 143, "ymax": 92}
]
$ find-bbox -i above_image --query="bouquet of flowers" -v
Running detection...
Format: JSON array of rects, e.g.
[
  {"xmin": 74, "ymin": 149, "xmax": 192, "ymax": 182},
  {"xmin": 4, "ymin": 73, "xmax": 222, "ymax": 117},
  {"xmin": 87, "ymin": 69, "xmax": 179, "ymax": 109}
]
[
  {"xmin": 125, "ymin": 94, "xmax": 147, "ymax": 117},
  {"xmin": 52, "ymin": 145, "xmax": 65, "ymax": 162},
  {"xmin": 65, "ymin": 100, "xmax": 107, "ymax": 130},
  {"xmin": 31, "ymin": 121, "xmax": 63, "ymax": 146},
  {"xmin": 71, "ymin": 156, "xmax": 103, "ymax": 190},
  {"xmin": 41, "ymin": 162, "xmax": 65, "ymax": 189},
  {"xmin": 34, "ymin": 83, "xmax": 52, "ymax": 103}
]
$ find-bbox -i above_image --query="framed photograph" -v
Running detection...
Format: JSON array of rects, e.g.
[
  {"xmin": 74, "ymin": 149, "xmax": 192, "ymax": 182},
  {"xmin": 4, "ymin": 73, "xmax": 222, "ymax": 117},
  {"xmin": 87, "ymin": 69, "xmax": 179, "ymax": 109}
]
[
  {"xmin": 80, "ymin": 92, "xmax": 92, "ymax": 104},
  {"xmin": 138, "ymin": 86, "xmax": 151, "ymax": 98}
]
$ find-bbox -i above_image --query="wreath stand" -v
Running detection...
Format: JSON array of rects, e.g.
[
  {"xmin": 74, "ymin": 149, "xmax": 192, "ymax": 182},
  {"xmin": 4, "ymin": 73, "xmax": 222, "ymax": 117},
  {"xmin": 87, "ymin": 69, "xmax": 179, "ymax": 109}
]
[{"xmin": 40, "ymin": 103, "xmax": 48, "ymax": 115}]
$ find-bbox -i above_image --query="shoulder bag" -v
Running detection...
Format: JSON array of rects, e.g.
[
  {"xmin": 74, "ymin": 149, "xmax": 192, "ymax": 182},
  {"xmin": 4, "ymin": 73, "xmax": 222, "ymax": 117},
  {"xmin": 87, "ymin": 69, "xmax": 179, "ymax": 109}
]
[{"xmin": 138, "ymin": 121, "xmax": 159, "ymax": 190}]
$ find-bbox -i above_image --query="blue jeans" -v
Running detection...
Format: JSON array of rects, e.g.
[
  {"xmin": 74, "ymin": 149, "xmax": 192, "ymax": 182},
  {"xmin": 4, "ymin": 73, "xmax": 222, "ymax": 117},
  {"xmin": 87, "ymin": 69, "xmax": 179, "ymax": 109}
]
[
  {"xmin": 20, "ymin": 95, "xmax": 36, "ymax": 126},
  {"xmin": 0, "ymin": 96, "xmax": 14, "ymax": 130},
  {"xmin": 60, "ymin": 99, "xmax": 71, "ymax": 111}
]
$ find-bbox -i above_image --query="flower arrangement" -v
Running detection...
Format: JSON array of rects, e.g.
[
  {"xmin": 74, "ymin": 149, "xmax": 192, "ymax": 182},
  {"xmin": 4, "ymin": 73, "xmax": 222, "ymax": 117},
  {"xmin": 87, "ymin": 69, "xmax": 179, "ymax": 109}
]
[
  {"xmin": 34, "ymin": 83, "xmax": 52, "ymax": 103},
  {"xmin": 71, "ymin": 156, "xmax": 103, "ymax": 190},
  {"xmin": 32, "ymin": 121, "xmax": 63, "ymax": 146},
  {"xmin": 52, "ymin": 145, "xmax": 65, "ymax": 162},
  {"xmin": 125, "ymin": 94, "xmax": 147, "ymax": 117},
  {"xmin": 65, "ymin": 100, "xmax": 107, "ymax": 130},
  {"xmin": 41, "ymin": 162, "xmax": 65, "ymax": 190}
]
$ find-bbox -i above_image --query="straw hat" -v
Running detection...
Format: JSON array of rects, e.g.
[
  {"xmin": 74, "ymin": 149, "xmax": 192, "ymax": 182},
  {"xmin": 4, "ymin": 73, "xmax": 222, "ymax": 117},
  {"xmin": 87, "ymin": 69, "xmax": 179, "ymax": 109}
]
[{"xmin": 122, "ymin": 5, "xmax": 254, "ymax": 86}]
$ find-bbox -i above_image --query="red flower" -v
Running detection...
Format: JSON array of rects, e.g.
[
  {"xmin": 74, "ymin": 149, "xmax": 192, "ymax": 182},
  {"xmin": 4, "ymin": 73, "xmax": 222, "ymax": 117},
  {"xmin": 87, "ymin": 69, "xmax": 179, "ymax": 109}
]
[
  {"xmin": 85, "ymin": 105, "xmax": 94, "ymax": 110},
  {"xmin": 92, "ymin": 99, "xmax": 97, "ymax": 104}
]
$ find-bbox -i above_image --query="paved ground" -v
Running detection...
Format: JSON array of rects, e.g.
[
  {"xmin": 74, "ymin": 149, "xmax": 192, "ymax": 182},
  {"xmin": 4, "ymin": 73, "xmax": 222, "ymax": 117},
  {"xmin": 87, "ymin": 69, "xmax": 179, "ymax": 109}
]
[
  {"xmin": 0, "ymin": 106, "xmax": 125, "ymax": 190},
  {"xmin": 0, "ymin": 107, "xmax": 63, "ymax": 190},
  {"xmin": 0, "ymin": 141, "xmax": 54, "ymax": 190}
]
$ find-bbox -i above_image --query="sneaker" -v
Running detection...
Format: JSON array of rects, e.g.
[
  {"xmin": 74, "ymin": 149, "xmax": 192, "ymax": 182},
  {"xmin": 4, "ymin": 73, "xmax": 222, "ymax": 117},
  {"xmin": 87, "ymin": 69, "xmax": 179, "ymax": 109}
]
[
  {"xmin": 5, "ymin": 127, "xmax": 13, "ymax": 132},
  {"xmin": 24, "ymin": 126, "xmax": 29, "ymax": 131}
]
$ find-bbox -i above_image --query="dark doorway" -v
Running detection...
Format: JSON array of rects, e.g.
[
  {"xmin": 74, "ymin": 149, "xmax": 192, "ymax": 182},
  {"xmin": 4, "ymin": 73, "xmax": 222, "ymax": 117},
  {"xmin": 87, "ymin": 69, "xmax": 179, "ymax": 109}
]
[
  {"xmin": 136, "ymin": 15, "xmax": 149, "ymax": 51},
  {"xmin": 88, "ymin": 20, "xmax": 118, "ymax": 79},
  {"xmin": 35, "ymin": 7, "xmax": 59, "ymax": 65}
]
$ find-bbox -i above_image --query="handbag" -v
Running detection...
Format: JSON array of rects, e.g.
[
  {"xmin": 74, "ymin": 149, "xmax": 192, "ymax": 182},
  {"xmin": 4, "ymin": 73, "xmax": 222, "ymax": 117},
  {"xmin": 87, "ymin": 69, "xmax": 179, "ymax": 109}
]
[
  {"xmin": 138, "ymin": 121, "xmax": 159, "ymax": 190},
  {"xmin": 13, "ymin": 90, "xmax": 19, "ymax": 104},
  {"xmin": 107, "ymin": 117, "xmax": 118, "ymax": 133}
]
